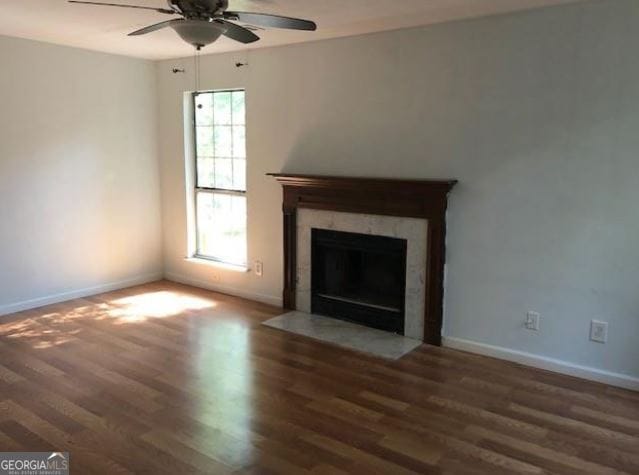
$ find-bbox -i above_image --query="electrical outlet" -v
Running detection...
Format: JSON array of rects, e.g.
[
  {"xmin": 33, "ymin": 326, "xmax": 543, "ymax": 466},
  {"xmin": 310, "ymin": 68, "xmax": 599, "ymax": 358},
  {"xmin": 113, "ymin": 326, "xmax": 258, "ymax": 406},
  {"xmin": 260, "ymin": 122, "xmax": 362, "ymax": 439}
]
[
  {"xmin": 525, "ymin": 311, "xmax": 540, "ymax": 331},
  {"xmin": 254, "ymin": 260, "xmax": 263, "ymax": 277},
  {"xmin": 590, "ymin": 320, "xmax": 608, "ymax": 343}
]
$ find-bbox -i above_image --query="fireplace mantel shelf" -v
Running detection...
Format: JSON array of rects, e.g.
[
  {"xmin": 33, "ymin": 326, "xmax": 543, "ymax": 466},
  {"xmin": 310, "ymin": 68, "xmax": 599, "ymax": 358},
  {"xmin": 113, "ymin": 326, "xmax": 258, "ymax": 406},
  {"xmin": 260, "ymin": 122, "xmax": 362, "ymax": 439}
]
[
  {"xmin": 269, "ymin": 173, "xmax": 457, "ymax": 346},
  {"xmin": 268, "ymin": 173, "xmax": 457, "ymax": 193}
]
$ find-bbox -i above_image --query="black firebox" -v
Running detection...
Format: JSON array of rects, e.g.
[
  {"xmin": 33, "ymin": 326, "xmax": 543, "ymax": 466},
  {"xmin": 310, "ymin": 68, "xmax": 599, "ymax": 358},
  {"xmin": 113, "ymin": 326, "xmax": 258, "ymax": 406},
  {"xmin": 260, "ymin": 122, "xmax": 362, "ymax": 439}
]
[{"xmin": 311, "ymin": 228, "xmax": 407, "ymax": 334}]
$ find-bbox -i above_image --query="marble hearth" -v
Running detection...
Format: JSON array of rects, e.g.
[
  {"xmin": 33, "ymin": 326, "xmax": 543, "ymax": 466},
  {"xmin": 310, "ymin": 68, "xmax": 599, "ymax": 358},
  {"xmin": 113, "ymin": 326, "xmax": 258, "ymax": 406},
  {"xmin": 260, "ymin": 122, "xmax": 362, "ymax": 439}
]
[{"xmin": 263, "ymin": 311, "xmax": 422, "ymax": 359}]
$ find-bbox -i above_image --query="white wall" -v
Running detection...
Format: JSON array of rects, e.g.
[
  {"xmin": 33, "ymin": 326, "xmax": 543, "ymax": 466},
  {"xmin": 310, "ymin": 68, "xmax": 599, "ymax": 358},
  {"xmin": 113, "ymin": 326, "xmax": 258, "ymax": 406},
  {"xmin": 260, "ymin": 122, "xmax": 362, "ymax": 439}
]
[
  {"xmin": 0, "ymin": 36, "xmax": 162, "ymax": 314},
  {"xmin": 157, "ymin": 0, "xmax": 639, "ymax": 386}
]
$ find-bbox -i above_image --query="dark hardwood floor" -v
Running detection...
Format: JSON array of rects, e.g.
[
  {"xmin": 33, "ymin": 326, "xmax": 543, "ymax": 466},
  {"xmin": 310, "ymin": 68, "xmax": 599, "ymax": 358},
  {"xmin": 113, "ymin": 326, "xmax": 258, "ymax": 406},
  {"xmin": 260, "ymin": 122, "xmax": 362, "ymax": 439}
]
[{"xmin": 0, "ymin": 281, "xmax": 637, "ymax": 474}]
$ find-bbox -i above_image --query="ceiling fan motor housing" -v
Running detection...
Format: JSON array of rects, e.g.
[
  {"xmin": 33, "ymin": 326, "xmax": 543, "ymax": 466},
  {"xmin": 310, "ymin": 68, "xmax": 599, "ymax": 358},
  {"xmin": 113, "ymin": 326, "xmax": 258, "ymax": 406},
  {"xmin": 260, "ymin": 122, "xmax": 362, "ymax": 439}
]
[{"xmin": 169, "ymin": 0, "xmax": 229, "ymax": 19}]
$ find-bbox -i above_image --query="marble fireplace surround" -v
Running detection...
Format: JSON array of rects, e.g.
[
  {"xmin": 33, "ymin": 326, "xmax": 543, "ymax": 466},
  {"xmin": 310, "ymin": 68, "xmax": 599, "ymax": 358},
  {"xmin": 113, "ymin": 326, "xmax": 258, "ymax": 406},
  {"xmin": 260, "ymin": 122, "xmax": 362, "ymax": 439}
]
[
  {"xmin": 269, "ymin": 174, "xmax": 457, "ymax": 345},
  {"xmin": 296, "ymin": 209, "xmax": 428, "ymax": 339}
]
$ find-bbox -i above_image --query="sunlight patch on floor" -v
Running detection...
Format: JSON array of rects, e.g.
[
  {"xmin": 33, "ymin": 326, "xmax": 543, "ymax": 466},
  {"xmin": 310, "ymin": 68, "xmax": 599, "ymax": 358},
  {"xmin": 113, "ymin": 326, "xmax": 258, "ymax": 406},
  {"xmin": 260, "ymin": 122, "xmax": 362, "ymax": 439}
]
[
  {"xmin": 1, "ymin": 317, "xmax": 82, "ymax": 349},
  {"xmin": 107, "ymin": 291, "xmax": 216, "ymax": 323},
  {"xmin": 0, "ymin": 289, "xmax": 217, "ymax": 348}
]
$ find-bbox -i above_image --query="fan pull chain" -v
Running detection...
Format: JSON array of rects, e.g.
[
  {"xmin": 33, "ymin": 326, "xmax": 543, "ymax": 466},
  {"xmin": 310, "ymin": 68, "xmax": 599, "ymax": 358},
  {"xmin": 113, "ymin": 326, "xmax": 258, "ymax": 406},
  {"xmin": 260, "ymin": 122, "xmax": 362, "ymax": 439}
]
[{"xmin": 194, "ymin": 48, "xmax": 201, "ymax": 94}]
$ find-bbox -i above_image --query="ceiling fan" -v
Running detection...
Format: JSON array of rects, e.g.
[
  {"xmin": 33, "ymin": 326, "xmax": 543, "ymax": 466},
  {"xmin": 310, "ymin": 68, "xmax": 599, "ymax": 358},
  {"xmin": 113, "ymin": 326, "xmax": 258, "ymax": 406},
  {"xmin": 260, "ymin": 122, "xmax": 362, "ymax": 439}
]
[{"xmin": 68, "ymin": 0, "xmax": 317, "ymax": 50}]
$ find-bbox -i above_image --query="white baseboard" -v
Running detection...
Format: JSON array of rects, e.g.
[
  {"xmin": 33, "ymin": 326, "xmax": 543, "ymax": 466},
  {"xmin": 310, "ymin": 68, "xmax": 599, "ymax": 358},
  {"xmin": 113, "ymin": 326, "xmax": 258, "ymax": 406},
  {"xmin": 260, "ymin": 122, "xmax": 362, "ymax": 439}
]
[
  {"xmin": 442, "ymin": 336, "xmax": 639, "ymax": 391},
  {"xmin": 0, "ymin": 272, "xmax": 164, "ymax": 318},
  {"xmin": 165, "ymin": 272, "xmax": 283, "ymax": 308}
]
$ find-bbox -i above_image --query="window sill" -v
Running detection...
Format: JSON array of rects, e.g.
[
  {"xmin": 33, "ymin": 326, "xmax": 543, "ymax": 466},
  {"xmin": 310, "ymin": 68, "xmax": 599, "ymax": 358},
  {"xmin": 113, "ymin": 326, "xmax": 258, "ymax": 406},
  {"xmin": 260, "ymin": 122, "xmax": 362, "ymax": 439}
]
[{"xmin": 185, "ymin": 257, "xmax": 250, "ymax": 273}]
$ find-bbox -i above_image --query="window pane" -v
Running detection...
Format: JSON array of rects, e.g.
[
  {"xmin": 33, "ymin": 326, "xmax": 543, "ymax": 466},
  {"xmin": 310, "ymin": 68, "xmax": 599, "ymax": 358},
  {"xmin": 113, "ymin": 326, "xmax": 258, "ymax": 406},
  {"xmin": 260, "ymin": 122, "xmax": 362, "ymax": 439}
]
[
  {"xmin": 214, "ymin": 91, "xmax": 232, "ymax": 125},
  {"xmin": 233, "ymin": 159, "xmax": 246, "ymax": 191},
  {"xmin": 232, "ymin": 91, "xmax": 245, "ymax": 125},
  {"xmin": 196, "ymin": 126, "xmax": 213, "ymax": 157},
  {"xmin": 197, "ymin": 157, "xmax": 215, "ymax": 188},
  {"xmin": 232, "ymin": 126, "xmax": 246, "ymax": 158},
  {"xmin": 195, "ymin": 93, "xmax": 213, "ymax": 126},
  {"xmin": 214, "ymin": 126, "xmax": 232, "ymax": 157},
  {"xmin": 214, "ymin": 158, "xmax": 233, "ymax": 189},
  {"xmin": 193, "ymin": 90, "xmax": 246, "ymax": 266},
  {"xmin": 196, "ymin": 192, "xmax": 247, "ymax": 265}
]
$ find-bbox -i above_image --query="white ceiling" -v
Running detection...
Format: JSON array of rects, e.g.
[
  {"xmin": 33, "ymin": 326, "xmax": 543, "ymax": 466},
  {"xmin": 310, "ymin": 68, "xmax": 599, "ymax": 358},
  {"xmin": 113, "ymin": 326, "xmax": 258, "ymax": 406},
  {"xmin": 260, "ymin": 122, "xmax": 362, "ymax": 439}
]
[{"xmin": 0, "ymin": 0, "xmax": 583, "ymax": 60}]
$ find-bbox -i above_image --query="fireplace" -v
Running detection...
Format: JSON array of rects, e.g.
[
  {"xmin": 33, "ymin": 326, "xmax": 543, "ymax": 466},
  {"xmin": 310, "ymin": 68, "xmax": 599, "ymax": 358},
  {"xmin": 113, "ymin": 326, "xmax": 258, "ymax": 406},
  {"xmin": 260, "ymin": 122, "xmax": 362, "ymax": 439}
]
[
  {"xmin": 311, "ymin": 229, "xmax": 408, "ymax": 334},
  {"xmin": 269, "ymin": 174, "xmax": 457, "ymax": 345}
]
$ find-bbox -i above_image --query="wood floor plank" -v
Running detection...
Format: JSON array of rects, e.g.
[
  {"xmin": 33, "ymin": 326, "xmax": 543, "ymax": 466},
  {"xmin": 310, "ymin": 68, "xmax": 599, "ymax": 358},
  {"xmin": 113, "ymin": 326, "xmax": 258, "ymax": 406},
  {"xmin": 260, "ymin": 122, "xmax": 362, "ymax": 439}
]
[
  {"xmin": 508, "ymin": 403, "xmax": 639, "ymax": 450},
  {"xmin": 300, "ymin": 432, "xmax": 421, "ymax": 475},
  {"xmin": 467, "ymin": 424, "xmax": 626, "ymax": 474},
  {"xmin": 141, "ymin": 429, "xmax": 234, "ymax": 474},
  {"xmin": 0, "ymin": 280, "xmax": 636, "ymax": 474}
]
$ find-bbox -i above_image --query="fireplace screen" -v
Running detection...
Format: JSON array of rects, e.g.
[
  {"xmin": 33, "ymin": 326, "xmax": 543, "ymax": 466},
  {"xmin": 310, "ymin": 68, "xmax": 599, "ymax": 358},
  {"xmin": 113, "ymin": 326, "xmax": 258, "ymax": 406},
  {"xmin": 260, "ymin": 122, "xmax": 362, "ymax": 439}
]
[{"xmin": 311, "ymin": 228, "xmax": 407, "ymax": 334}]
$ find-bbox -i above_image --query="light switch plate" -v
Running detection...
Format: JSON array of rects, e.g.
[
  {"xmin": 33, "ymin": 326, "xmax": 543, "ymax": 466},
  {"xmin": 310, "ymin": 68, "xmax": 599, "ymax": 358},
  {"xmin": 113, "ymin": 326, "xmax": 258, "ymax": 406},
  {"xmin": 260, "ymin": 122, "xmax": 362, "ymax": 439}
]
[{"xmin": 590, "ymin": 320, "xmax": 608, "ymax": 343}]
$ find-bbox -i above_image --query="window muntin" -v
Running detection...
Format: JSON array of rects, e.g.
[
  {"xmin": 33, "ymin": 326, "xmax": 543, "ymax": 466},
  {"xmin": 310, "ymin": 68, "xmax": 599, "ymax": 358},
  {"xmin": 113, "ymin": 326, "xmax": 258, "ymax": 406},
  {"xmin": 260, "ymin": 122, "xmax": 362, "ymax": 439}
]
[{"xmin": 193, "ymin": 90, "xmax": 247, "ymax": 266}]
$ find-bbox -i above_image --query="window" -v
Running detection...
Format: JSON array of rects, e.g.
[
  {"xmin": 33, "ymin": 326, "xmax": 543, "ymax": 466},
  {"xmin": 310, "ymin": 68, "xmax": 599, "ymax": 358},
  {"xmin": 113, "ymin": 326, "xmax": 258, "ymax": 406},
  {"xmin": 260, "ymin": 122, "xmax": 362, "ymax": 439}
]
[{"xmin": 193, "ymin": 90, "xmax": 247, "ymax": 266}]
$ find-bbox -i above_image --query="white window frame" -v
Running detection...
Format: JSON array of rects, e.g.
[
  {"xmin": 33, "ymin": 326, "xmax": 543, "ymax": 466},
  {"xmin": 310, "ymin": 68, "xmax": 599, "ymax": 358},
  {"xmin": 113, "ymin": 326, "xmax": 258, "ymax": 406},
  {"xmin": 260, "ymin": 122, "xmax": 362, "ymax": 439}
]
[{"xmin": 188, "ymin": 89, "xmax": 248, "ymax": 268}]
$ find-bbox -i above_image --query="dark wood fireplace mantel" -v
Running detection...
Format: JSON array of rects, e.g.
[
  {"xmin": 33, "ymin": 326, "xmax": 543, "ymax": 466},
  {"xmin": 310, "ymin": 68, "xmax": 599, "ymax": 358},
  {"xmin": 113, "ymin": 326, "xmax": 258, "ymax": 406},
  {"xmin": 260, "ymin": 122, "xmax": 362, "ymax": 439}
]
[{"xmin": 269, "ymin": 173, "xmax": 457, "ymax": 346}]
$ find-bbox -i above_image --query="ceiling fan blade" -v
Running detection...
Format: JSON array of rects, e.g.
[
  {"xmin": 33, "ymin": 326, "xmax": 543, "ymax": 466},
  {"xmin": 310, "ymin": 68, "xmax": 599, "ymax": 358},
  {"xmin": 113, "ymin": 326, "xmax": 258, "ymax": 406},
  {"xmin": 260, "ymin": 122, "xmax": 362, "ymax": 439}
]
[
  {"xmin": 219, "ymin": 20, "xmax": 260, "ymax": 44},
  {"xmin": 129, "ymin": 19, "xmax": 182, "ymax": 36},
  {"xmin": 68, "ymin": 1, "xmax": 176, "ymax": 14},
  {"xmin": 224, "ymin": 11, "xmax": 316, "ymax": 31}
]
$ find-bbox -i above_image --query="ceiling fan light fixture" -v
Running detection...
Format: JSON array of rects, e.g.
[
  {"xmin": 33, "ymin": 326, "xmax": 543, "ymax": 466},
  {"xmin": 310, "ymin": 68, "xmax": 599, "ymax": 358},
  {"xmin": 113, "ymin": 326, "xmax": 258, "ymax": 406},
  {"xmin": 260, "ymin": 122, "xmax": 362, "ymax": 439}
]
[{"xmin": 171, "ymin": 20, "xmax": 226, "ymax": 49}]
